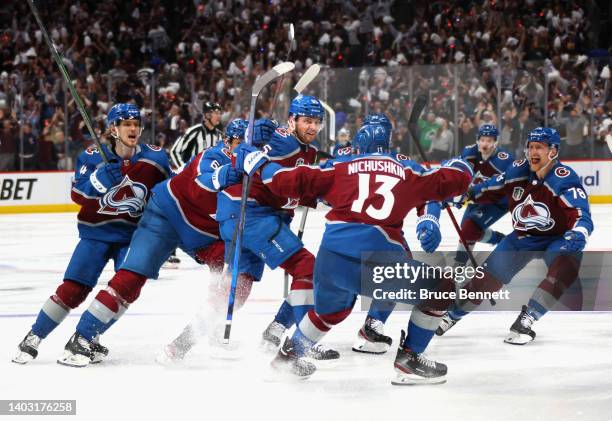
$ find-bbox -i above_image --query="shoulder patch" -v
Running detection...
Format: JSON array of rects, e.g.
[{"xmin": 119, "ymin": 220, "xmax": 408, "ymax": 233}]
[
  {"xmin": 497, "ymin": 151, "xmax": 509, "ymax": 160},
  {"xmin": 554, "ymin": 167, "xmax": 570, "ymax": 178},
  {"xmin": 146, "ymin": 144, "xmax": 162, "ymax": 152},
  {"xmin": 85, "ymin": 146, "xmax": 99, "ymax": 155},
  {"xmin": 275, "ymin": 127, "xmax": 290, "ymax": 138},
  {"xmin": 513, "ymin": 159, "xmax": 526, "ymax": 167},
  {"xmin": 396, "ymin": 153, "xmax": 410, "ymax": 161},
  {"xmin": 337, "ymin": 146, "xmax": 352, "ymax": 156}
]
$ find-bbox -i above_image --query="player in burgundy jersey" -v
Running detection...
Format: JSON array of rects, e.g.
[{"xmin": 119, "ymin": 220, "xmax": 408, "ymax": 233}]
[
  {"xmin": 436, "ymin": 127, "xmax": 593, "ymax": 345},
  {"xmin": 12, "ymin": 103, "xmax": 170, "ymax": 365},
  {"xmin": 232, "ymin": 122, "xmax": 473, "ymax": 383}
]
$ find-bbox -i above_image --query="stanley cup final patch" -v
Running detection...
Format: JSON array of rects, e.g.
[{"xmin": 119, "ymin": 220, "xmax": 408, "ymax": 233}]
[{"xmin": 512, "ymin": 187, "xmax": 525, "ymax": 201}]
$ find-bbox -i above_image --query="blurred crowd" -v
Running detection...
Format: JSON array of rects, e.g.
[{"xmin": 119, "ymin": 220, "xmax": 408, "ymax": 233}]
[{"xmin": 1, "ymin": 0, "xmax": 611, "ymax": 171}]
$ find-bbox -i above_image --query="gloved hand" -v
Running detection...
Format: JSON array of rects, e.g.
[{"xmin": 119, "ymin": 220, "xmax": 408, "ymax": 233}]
[
  {"xmin": 248, "ymin": 118, "xmax": 278, "ymax": 147},
  {"xmin": 212, "ymin": 163, "xmax": 243, "ymax": 190},
  {"xmin": 560, "ymin": 229, "xmax": 587, "ymax": 252},
  {"xmin": 90, "ymin": 161, "xmax": 123, "ymax": 193},
  {"xmin": 416, "ymin": 215, "xmax": 441, "ymax": 253},
  {"xmin": 445, "ymin": 186, "xmax": 475, "ymax": 209},
  {"xmin": 233, "ymin": 143, "xmax": 269, "ymax": 176}
]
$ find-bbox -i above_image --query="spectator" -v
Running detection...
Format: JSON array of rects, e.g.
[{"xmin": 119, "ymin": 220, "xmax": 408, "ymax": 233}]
[
  {"xmin": 555, "ymin": 102, "xmax": 589, "ymax": 158},
  {"xmin": 0, "ymin": 118, "xmax": 17, "ymax": 171},
  {"xmin": 428, "ymin": 118, "xmax": 454, "ymax": 161}
]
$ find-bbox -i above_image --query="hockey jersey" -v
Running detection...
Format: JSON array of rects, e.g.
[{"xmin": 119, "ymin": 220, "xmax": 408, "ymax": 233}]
[
  {"xmin": 461, "ymin": 144, "xmax": 513, "ymax": 196},
  {"xmin": 71, "ymin": 144, "xmax": 170, "ymax": 243},
  {"xmin": 152, "ymin": 142, "xmax": 233, "ymax": 239},
  {"xmin": 217, "ymin": 127, "xmax": 318, "ymax": 221},
  {"xmin": 259, "ymin": 153, "xmax": 471, "ymax": 258},
  {"xmin": 472, "ymin": 159, "xmax": 593, "ymax": 238}
]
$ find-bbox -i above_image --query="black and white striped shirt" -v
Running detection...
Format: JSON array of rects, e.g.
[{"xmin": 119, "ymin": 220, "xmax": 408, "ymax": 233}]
[{"xmin": 169, "ymin": 123, "xmax": 223, "ymax": 168}]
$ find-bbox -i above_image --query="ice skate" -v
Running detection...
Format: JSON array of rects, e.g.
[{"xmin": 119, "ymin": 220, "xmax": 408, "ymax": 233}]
[
  {"xmin": 435, "ymin": 312, "xmax": 460, "ymax": 336},
  {"xmin": 90, "ymin": 335, "xmax": 109, "ymax": 364},
  {"xmin": 162, "ymin": 254, "xmax": 181, "ymax": 269},
  {"xmin": 504, "ymin": 305, "xmax": 536, "ymax": 345},
  {"xmin": 270, "ymin": 337, "xmax": 316, "ymax": 379},
  {"xmin": 57, "ymin": 333, "xmax": 93, "ymax": 368},
  {"xmin": 261, "ymin": 320, "xmax": 286, "ymax": 351},
  {"xmin": 305, "ymin": 342, "xmax": 340, "ymax": 360},
  {"xmin": 12, "ymin": 330, "xmax": 42, "ymax": 365},
  {"xmin": 352, "ymin": 316, "xmax": 392, "ymax": 354},
  {"xmin": 392, "ymin": 331, "xmax": 447, "ymax": 385}
]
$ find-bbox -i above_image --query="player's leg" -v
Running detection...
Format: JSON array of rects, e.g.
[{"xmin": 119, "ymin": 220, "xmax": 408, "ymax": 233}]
[
  {"xmin": 271, "ymin": 247, "xmax": 358, "ymax": 378},
  {"xmin": 437, "ymin": 232, "xmax": 529, "ymax": 335},
  {"xmin": 454, "ymin": 204, "xmax": 506, "ymax": 266},
  {"xmin": 505, "ymin": 237, "xmax": 582, "ymax": 345},
  {"xmin": 12, "ymin": 239, "xmax": 114, "ymax": 364},
  {"xmin": 59, "ymin": 200, "xmax": 180, "ymax": 367},
  {"xmin": 352, "ymin": 301, "xmax": 395, "ymax": 354}
]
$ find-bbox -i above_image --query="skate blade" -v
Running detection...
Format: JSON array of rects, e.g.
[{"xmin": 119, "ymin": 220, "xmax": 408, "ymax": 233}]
[
  {"xmin": 90, "ymin": 351, "xmax": 108, "ymax": 364},
  {"xmin": 352, "ymin": 337, "xmax": 390, "ymax": 355},
  {"xmin": 391, "ymin": 372, "xmax": 447, "ymax": 386},
  {"xmin": 264, "ymin": 363, "xmax": 314, "ymax": 382},
  {"xmin": 208, "ymin": 343, "xmax": 244, "ymax": 360},
  {"xmin": 504, "ymin": 331, "xmax": 534, "ymax": 345},
  {"xmin": 57, "ymin": 350, "xmax": 90, "ymax": 368},
  {"xmin": 161, "ymin": 262, "xmax": 179, "ymax": 269},
  {"xmin": 12, "ymin": 351, "xmax": 34, "ymax": 365},
  {"xmin": 259, "ymin": 339, "xmax": 281, "ymax": 354}
]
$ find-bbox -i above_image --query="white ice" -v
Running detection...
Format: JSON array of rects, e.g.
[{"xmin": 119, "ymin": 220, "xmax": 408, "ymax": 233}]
[{"xmin": 1, "ymin": 206, "xmax": 611, "ymax": 421}]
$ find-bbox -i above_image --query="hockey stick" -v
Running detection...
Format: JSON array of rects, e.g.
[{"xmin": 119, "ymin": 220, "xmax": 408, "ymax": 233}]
[
  {"xmin": 282, "ymin": 63, "xmax": 321, "ymax": 297},
  {"xmin": 27, "ymin": 0, "xmax": 108, "ymax": 163},
  {"xmin": 268, "ymin": 23, "xmax": 295, "ymax": 117},
  {"xmin": 224, "ymin": 62, "xmax": 295, "ymax": 343},
  {"xmin": 406, "ymin": 96, "xmax": 495, "ymax": 305}
]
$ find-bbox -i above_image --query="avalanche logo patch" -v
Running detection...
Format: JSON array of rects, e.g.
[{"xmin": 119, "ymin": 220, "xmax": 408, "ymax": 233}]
[
  {"xmin": 512, "ymin": 194, "xmax": 555, "ymax": 232},
  {"xmin": 337, "ymin": 147, "xmax": 351, "ymax": 156},
  {"xmin": 512, "ymin": 187, "xmax": 524, "ymax": 201},
  {"xmin": 98, "ymin": 176, "xmax": 148, "ymax": 218},
  {"xmin": 513, "ymin": 159, "xmax": 526, "ymax": 167},
  {"xmin": 498, "ymin": 151, "xmax": 509, "ymax": 160},
  {"xmin": 146, "ymin": 144, "xmax": 162, "ymax": 151},
  {"xmin": 555, "ymin": 167, "xmax": 570, "ymax": 178},
  {"xmin": 396, "ymin": 153, "xmax": 409, "ymax": 161}
]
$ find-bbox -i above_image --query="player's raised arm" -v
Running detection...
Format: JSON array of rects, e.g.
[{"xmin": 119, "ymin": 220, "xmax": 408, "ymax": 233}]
[{"xmin": 408, "ymin": 158, "xmax": 474, "ymax": 204}]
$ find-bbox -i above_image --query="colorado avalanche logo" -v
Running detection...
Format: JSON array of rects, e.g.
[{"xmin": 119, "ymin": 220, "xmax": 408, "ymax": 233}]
[
  {"xmin": 513, "ymin": 159, "xmax": 526, "ymax": 167},
  {"xmin": 555, "ymin": 167, "xmax": 570, "ymax": 178},
  {"xmin": 498, "ymin": 152, "xmax": 509, "ymax": 160},
  {"xmin": 512, "ymin": 194, "xmax": 555, "ymax": 232},
  {"xmin": 98, "ymin": 176, "xmax": 148, "ymax": 217}
]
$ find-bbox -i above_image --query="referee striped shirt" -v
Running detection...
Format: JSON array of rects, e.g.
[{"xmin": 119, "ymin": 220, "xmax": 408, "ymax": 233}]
[{"xmin": 169, "ymin": 123, "xmax": 223, "ymax": 168}]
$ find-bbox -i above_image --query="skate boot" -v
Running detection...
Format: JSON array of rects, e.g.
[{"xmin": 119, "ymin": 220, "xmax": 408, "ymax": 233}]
[
  {"xmin": 12, "ymin": 330, "xmax": 42, "ymax": 364},
  {"xmin": 504, "ymin": 305, "xmax": 536, "ymax": 345},
  {"xmin": 162, "ymin": 254, "xmax": 181, "ymax": 269},
  {"xmin": 270, "ymin": 337, "xmax": 316, "ymax": 379},
  {"xmin": 305, "ymin": 343, "xmax": 340, "ymax": 360},
  {"xmin": 352, "ymin": 316, "xmax": 393, "ymax": 354},
  {"xmin": 261, "ymin": 320, "xmax": 286, "ymax": 351},
  {"xmin": 435, "ymin": 312, "xmax": 460, "ymax": 336},
  {"xmin": 57, "ymin": 333, "xmax": 93, "ymax": 367},
  {"xmin": 392, "ymin": 330, "xmax": 447, "ymax": 385},
  {"xmin": 90, "ymin": 335, "xmax": 109, "ymax": 364}
]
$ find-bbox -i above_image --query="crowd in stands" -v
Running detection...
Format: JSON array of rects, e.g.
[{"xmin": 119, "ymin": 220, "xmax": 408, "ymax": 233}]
[{"xmin": 1, "ymin": 0, "xmax": 610, "ymax": 171}]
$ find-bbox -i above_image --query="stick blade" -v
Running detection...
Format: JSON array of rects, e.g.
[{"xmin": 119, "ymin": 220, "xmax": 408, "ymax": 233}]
[
  {"xmin": 294, "ymin": 64, "xmax": 320, "ymax": 94},
  {"xmin": 320, "ymin": 100, "xmax": 336, "ymax": 142},
  {"xmin": 408, "ymin": 95, "xmax": 428, "ymax": 125},
  {"xmin": 252, "ymin": 61, "xmax": 295, "ymax": 94}
]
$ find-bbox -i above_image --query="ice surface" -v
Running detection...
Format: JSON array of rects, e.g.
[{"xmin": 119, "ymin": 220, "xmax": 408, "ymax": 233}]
[{"xmin": 1, "ymin": 206, "xmax": 611, "ymax": 420}]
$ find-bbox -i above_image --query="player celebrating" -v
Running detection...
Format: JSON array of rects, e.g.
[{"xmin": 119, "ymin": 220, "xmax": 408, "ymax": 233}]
[
  {"xmin": 232, "ymin": 122, "xmax": 473, "ymax": 383},
  {"xmin": 436, "ymin": 127, "xmax": 593, "ymax": 344},
  {"xmin": 12, "ymin": 103, "xmax": 170, "ymax": 364},
  {"xmin": 218, "ymin": 95, "xmax": 339, "ymax": 360},
  {"xmin": 56, "ymin": 119, "xmax": 248, "ymax": 367},
  {"xmin": 452, "ymin": 124, "xmax": 513, "ymax": 265}
]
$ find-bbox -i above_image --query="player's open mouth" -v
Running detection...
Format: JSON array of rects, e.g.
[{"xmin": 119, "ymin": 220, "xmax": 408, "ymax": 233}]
[{"xmin": 531, "ymin": 157, "xmax": 541, "ymax": 164}]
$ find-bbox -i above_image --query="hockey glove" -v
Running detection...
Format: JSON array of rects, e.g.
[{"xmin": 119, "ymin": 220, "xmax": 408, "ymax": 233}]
[
  {"xmin": 416, "ymin": 215, "xmax": 441, "ymax": 253},
  {"xmin": 233, "ymin": 143, "xmax": 269, "ymax": 176},
  {"xmin": 248, "ymin": 118, "xmax": 278, "ymax": 147},
  {"xmin": 211, "ymin": 163, "xmax": 242, "ymax": 190},
  {"xmin": 561, "ymin": 229, "xmax": 587, "ymax": 252},
  {"xmin": 90, "ymin": 161, "xmax": 123, "ymax": 193}
]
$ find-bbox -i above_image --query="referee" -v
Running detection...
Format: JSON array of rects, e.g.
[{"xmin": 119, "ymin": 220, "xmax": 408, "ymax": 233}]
[{"xmin": 169, "ymin": 101, "xmax": 224, "ymax": 169}]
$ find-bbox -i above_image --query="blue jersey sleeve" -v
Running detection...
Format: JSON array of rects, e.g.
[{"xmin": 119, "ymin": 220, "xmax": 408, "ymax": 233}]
[
  {"xmin": 554, "ymin": 168, "xmax": 594, "ymax": 236},
  {"xmin": 72, "ymin": 148, "xmax": 107, "ymax": 197}
]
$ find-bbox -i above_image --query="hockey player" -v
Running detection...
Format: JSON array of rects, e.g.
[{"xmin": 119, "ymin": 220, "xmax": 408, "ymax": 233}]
[
  {"xmin": 166, "ymin": 101, "xmax": 224, "ymax": 269},
  {"xmin": 436, "ymin": 127, "xmax": 593, "ymax": 344},
  {"xmin": 12, "ymin": 103, "xmax": 170, "ymax": 364},
  {"xmin": 232, "ymin": 122, "xmax": 473, "ymax": 383},
  {"xmin": 218, "ymin": 95, "xmax": 339, "ymax": 360},
  {"xmin": 57, "ymin": 119, "xmax": 248, "ymax": 367},
  {"xmin": 452, "ymin": 124, "xmax": 513, "ymax": 265}
]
